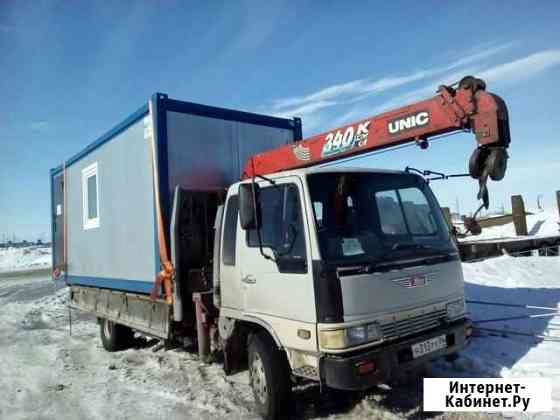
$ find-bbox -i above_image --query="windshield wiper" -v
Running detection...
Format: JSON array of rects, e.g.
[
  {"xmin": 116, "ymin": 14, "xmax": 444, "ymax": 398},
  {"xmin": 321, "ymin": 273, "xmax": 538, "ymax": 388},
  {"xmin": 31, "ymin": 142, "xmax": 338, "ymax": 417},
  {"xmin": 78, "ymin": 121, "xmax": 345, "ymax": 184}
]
[
  {"xmin": 380, "ymin": 243, "xmax": 454, "ymax": 261},
  {"xmin": 392, "ymin": 243, "xmax": 425, "ymax": 251},
  {"xmin": 336, "ymin": 247, "xmax": 457, "ymax": 275},
  {"xmin": 367, "ymin": 249, "xmax": 456, "ymax": 272},
  {"xmin": 330, "ymin": 243, "xmax": 456, "ymax": 273}
]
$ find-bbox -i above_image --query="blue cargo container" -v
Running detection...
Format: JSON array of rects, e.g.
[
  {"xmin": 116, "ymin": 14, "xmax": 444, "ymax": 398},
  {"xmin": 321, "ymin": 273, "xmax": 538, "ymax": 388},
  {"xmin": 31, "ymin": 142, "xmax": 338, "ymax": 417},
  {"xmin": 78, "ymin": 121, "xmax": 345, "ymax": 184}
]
[{"xmin": 50, "ymin": 93, "xmax": 301, "ymax": 296}]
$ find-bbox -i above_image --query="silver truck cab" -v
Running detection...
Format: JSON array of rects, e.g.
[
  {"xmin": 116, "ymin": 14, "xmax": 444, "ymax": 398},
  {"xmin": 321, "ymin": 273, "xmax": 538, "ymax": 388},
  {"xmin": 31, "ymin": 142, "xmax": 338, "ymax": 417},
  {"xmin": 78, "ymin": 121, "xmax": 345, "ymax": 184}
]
[{"xmin": 216, "ymin": 166, "xmax": 471, "ymax": 394}]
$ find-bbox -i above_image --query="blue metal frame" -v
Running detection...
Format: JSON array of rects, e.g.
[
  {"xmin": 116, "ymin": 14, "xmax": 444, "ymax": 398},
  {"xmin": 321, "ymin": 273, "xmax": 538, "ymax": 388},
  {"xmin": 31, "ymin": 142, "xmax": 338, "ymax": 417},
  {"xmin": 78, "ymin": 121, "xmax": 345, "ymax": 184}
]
[
  {"xmin": 150, "ymin": 94, "xmax": 165, "ymax": 284},
  {"xmin": 66, "ymin": 275, "xmax": 154, "ymax": 294},
  {"xmin": 49, "ymin": 170, "xmax": 55, "ymax": 275},
  {"xmin": 152, "ymin": 93, "xmax": 171, "ymax": 249},
  {"xmin": 164, "ymin": 98, "xmax": 298, "ymax": 130}
]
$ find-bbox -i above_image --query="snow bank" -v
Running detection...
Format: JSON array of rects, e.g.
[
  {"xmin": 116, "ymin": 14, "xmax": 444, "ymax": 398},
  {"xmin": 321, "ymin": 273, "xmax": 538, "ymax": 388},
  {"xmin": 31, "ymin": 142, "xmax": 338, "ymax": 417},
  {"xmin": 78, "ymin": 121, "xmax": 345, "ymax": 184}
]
[
  {"xmin": 433, "ymin": 255, "xmax": 560, "ymax": 419},
  {"xmin": 462, "ymin": 210, "xmax": 559, "ymax": 242},
  {"xmin": 0, "ymin": 246, "xmax": 51, "ymax": 273}
]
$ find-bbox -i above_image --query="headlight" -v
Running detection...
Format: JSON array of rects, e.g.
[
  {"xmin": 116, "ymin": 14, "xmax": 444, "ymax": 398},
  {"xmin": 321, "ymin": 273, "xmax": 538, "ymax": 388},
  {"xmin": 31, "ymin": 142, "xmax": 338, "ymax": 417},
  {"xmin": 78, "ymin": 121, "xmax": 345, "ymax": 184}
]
[
  {"xmin": 367, "ymin": 323, "xmax": 382, "ymax": 341},
  {"xmin": 320, "ymin": 322, "xmax": 382, "ymax": 349},
  {"xmin": 446, "ymin": 299, "xmax": 465, "ymax": 320},
  {"xmin": 346, "ymin": 325, "xmax": 367, "ymax": 344}
]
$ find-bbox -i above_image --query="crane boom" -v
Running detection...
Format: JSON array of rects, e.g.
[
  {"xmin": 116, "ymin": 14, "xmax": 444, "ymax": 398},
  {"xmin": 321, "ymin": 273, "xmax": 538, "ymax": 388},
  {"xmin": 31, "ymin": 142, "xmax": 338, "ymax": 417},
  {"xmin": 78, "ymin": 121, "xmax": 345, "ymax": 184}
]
[{"xmin": 242, "ymin": 77, "xmax": 510, "ymax": 201}]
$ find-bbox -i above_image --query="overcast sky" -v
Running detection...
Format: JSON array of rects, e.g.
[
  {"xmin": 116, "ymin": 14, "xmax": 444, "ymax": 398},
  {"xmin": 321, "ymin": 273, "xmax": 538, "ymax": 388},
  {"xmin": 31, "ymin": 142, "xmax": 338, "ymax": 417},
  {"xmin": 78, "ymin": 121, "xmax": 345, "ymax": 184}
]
[{"xmin": 1, "ymin": 1, "xmax": 559, "ymax": 241}]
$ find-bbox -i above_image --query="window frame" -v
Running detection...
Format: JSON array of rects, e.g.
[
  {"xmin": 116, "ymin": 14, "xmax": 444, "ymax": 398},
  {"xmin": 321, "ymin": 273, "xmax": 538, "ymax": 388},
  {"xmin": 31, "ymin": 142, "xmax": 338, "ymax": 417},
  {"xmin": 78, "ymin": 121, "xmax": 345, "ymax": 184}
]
[
  {"xmin": 397, "ymin": 187, "xmax": 439, "ymax": 236},
  {"xmin": 375, "ymin": 189, "xmax": 409, "ymax": 236},
  {"xmin": 375, "ymin": 186, "xmax": 439, "ymax": 238},
  {"xmin": 245, "ymin": 182, "xmax": 308, "ymax": 273},
  {"xmin": 222, "ymin": 195, "xmax": 239, "ymax": 266},
  {"xmin": 245, "ymin": 183, "xmax": 303, "ymax": 249},
  {"xmin": 82, "ymin": 162, "xmax": 100, "ymax": 230}
]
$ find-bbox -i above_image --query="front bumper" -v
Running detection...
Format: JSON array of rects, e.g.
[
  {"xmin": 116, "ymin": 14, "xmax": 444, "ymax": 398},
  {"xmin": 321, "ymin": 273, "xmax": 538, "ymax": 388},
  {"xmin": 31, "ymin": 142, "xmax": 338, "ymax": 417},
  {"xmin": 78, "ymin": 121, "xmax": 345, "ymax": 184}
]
[{"xmin": 321, "ymin": 318, "xmax": 471, "ymax": 391}]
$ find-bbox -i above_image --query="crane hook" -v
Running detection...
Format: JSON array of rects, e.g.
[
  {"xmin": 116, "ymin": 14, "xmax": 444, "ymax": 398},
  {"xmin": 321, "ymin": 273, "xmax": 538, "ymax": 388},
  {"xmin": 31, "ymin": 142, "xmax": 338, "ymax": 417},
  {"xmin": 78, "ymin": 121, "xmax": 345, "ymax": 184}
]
[{"xmin": 468, "ymin": 146, "xmax": 509, "ymax": 210}]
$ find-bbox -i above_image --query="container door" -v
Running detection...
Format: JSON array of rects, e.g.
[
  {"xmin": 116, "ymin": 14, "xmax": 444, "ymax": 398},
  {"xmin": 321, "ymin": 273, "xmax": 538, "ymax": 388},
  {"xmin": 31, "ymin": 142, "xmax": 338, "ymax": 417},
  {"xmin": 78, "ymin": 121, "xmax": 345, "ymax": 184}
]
[
  {"xmin": 220, "ymin": 194, "xmax": 243, "ymax": 311},
  {"xmin": 52, "ymin": 173, "xmax": 64, "ymax": 270},
  {"xmin": 170, "ymin": 186, "xmax": 187, "ymax": 321},
  {"xmin": 171, "ymin": 187, "xmax": 222, "ymax": 321}
]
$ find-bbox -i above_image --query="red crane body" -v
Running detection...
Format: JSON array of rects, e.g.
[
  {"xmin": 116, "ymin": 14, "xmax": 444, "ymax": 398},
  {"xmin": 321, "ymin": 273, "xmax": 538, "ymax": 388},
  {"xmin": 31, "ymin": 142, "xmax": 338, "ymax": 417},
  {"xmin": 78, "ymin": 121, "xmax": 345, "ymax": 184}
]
[{"xmin": 242, "ymin": 77, "xmax": 510, "ymax": 181}]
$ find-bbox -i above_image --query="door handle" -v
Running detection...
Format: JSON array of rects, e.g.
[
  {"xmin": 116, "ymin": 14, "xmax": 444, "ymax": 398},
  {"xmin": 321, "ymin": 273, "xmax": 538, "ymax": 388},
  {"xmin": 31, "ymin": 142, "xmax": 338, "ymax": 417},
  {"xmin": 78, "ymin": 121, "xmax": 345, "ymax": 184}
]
[{"xmin": 241, "ymin": 274, "xmax": 256, "ymax": 284}]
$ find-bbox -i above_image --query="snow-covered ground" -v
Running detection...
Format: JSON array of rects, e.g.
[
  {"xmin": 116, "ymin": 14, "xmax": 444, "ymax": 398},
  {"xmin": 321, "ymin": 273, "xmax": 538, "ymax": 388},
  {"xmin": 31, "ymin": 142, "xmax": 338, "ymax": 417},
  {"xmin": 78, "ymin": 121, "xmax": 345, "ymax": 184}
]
[
  {"xmin": 460, "ymin": 210, "xmax": 559, "ymax": 242},
  {"xmin": 1, "ymin": 253, "xmax": 558, "ymax": 419},
  {"xmin": 437, "ymin": 255, "xmax": 560, "ymax": 419},
  {"xmin": 0, "ymin": 246, "xmax": 51, "ymax": 273}
]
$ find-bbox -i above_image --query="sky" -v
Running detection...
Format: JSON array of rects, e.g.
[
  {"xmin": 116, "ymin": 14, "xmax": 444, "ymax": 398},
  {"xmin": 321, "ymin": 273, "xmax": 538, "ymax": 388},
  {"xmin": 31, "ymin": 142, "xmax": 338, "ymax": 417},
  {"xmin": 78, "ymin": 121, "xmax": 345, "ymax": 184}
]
[{"xmin": 1, "ymin": 1, "xmax": 559, "ymax": 241}]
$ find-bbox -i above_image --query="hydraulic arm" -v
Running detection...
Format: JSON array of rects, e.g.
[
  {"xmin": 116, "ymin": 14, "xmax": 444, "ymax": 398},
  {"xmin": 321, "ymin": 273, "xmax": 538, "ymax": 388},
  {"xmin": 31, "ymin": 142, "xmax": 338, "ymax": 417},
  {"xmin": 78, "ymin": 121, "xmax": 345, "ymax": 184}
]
[{"xmin": 243, "ymin": 76, "xmax": 510, "ymax": 210}]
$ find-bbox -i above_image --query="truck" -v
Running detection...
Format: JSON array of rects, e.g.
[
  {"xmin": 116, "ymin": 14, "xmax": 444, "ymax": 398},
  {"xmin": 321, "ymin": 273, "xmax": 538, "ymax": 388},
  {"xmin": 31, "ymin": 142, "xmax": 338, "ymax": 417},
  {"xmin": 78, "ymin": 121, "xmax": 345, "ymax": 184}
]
[{"xmin": 51, "ymin": 76, "xmax": 510, "ymax": 419}]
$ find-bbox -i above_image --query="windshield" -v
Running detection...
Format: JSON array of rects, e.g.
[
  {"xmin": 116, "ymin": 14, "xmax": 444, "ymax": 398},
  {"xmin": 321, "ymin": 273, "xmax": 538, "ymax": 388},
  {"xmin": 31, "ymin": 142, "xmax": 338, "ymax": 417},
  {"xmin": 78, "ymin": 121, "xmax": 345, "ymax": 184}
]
[{"xmin": 307, "ymin": 172, "xmax": 454, "ymax": 264}]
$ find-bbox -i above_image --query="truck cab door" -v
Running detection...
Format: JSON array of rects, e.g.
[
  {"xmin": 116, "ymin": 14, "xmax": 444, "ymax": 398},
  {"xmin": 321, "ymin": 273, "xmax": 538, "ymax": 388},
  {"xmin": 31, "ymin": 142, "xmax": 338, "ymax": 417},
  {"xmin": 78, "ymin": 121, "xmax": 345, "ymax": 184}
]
[
  {"xmin": 237, "ymin": 177, "xmax": 316, "ymax": 323},
  {"xmin": 219, "ymin": 194, "xmax": 244, "ymax": 311}
]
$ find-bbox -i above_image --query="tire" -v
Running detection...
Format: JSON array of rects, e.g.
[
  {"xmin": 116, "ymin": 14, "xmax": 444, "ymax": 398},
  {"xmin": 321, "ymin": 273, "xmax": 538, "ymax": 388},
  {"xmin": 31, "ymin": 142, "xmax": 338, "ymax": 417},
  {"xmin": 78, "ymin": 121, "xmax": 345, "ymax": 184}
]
[
  {"xmin": 99, "ymin": 318, "xmax": 134, "ymax": 352},
  {"xmin": 248, "ymin": 331, "xmax": 292, "ymax": 420}
]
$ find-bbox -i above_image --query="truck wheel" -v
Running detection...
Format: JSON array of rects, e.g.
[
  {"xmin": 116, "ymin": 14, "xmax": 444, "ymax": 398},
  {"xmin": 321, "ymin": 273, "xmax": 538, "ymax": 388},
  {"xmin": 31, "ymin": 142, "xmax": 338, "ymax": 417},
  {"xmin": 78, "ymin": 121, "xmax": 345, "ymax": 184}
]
[
  {"xmin": 248, "ymin": 332, "xmax": 291, "ymax": 420},
  {"xmin": 99, "ymin": 318, "xmax": 134, "ymax": 352}
]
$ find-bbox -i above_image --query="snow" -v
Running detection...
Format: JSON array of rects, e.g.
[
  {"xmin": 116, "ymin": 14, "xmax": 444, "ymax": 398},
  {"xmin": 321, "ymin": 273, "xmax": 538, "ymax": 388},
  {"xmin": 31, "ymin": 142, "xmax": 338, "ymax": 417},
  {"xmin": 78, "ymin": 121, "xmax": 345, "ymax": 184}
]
[
  {"xmin": 0, "ymin": 246, "xmax": 51, "ymax": 273},
  {"xmin": 1, "ymin": 252, "xmax": 559, "ymax": 419},
  {"xmin": 461, "ymin": 210, "xmax": 559, "ymax": 242},
  {"xmin": 0, "ymin": 274, "xmax": 260, "ymax": 420},
  {"xmin": 434, "ymin": 255, "xmax": 560, "ymax": 419}
]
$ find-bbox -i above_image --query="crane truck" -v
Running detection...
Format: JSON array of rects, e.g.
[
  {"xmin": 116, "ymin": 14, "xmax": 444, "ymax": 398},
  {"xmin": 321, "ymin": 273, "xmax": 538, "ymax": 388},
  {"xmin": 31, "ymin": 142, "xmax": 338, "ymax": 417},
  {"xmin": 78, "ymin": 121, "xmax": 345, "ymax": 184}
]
[{"xmin": 52, "ymin": 76, "xmax": 510, "ymax": 419}]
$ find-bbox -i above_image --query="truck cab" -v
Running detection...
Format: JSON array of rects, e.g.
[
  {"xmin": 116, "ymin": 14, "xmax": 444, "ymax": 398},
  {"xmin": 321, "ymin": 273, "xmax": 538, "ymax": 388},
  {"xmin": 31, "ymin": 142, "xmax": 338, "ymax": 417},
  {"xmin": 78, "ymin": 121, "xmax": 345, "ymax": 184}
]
[{"xmin": 215, "ymin": 166, "xmax": 471, "ymax": 416}]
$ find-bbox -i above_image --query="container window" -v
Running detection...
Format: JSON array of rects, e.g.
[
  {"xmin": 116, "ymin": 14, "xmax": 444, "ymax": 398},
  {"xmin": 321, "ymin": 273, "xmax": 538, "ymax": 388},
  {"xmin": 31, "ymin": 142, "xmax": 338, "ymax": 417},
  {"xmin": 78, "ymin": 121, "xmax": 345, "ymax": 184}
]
[
  {"xmin": 222, "ymin": 195, "xmax": 238, "ymax": 266},
  {"xmin": 82, "ymin": 162, "xmax": 100, "ymax": 230}
]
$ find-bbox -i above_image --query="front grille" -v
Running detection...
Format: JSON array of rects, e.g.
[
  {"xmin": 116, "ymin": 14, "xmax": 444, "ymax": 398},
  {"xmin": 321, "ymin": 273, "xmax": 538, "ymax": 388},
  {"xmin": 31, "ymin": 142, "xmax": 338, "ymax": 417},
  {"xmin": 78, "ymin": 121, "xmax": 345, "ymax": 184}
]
[{"xmin": 381, "ymin": 309, "xmax": 446, "ymax": 341}]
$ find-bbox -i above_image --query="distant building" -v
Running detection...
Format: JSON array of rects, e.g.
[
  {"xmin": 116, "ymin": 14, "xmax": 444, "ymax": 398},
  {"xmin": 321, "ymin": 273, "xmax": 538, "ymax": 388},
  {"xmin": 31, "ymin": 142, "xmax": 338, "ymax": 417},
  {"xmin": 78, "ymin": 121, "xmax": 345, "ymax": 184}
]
[{"xmin": 0, "ymin": 240, "xmax": 51, "ymax": 249}]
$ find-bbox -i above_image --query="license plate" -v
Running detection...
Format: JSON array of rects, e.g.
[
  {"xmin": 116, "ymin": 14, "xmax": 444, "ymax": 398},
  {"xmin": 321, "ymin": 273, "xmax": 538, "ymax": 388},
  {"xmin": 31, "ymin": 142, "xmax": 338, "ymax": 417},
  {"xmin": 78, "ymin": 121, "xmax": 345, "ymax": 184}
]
[{"xmin": 411, "ymin": 335, "xmax": 447, "ymax": 359}]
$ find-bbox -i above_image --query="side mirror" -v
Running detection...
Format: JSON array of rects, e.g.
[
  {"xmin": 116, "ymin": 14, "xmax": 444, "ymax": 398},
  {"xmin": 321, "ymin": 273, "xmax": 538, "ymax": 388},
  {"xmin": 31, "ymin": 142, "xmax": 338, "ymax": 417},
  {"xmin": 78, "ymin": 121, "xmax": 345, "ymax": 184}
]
[{"xmin": 239, "ymin": 183, "xmax": 261, "ymax": 230}]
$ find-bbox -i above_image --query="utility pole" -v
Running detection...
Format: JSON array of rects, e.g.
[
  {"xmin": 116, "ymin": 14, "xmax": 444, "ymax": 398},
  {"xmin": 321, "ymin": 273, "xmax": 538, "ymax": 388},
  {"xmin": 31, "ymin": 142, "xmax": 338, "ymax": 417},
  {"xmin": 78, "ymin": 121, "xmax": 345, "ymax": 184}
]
[
  {"xmin": 556, "ymin": 190, "xmax": 560, "ymax": 219},
  {"xmin": 511, "ymin": 195, "xmax": 528, "ymax": 236},
  {"xmin": 441, "ymin": 207, "xmax": 453, "ymax": 228}
]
